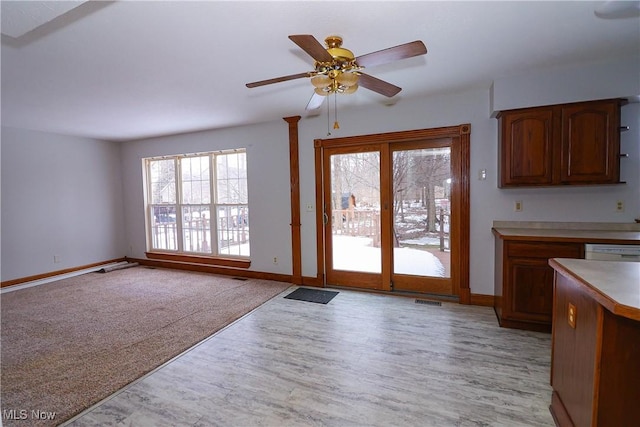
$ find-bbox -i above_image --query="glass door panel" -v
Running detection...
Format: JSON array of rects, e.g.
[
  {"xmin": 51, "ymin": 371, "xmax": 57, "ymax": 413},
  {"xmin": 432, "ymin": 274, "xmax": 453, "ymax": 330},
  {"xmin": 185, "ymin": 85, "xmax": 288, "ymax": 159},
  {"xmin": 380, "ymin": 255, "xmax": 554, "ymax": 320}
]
[
  {"xmin": 324, "ymin": 145, "xmax": 387, "ymax": 291},
  {"xmin": 389, "ymin": 139, "xmax": 453, "ymax": 296},
  {"xmin": 392, "ymin": 147, "xmax": 451, "ymax": 279},
  {"xmin": 330, "ymin": 151, "xmax": 382, "ymax": 274}
]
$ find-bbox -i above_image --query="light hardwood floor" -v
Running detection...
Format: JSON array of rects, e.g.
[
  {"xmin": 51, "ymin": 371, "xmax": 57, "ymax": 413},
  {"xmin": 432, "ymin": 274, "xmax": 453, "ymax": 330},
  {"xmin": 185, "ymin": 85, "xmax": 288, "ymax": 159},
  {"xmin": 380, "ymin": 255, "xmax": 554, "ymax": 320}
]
[{"xmin": 66, "ymin": 287, "xmax": 554, "ymax": 426}]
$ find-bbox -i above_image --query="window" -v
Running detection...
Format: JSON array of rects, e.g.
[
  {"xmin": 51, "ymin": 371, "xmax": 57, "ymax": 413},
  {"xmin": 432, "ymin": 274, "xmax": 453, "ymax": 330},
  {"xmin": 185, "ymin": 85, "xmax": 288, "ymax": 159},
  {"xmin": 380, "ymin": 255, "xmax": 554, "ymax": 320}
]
[{"xmin": 144, "ymin": 150, "xmax": 249, "ymax": 259}]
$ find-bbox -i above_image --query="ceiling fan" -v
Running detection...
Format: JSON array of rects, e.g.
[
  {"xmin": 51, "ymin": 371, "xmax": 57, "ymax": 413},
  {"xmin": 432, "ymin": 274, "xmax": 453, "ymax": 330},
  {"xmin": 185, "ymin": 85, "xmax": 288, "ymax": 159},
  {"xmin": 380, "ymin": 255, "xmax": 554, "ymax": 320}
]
[{"xmin": 246, "ymin": 35, "xmax": 427, "ymax": 111}]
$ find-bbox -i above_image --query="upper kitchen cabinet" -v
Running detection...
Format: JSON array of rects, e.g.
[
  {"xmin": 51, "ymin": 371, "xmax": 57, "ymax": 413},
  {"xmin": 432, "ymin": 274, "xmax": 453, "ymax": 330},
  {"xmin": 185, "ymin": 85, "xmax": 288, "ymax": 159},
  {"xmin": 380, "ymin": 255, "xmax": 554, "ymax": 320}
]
[{"xmin": 497, "ymin": 99, "xmax": 623, "ymax": 187}]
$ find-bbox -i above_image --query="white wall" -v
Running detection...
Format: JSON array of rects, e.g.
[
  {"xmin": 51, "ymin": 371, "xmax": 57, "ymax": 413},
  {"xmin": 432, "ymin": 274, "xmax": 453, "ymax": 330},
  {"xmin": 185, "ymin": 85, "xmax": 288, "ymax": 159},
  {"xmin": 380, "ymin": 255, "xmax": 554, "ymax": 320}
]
[
  {"xmin": 1, "ymin": 127, "xmax": 126, "ymax": 281},
  {"xmin": 491, "ymin": 56, "xmax": 640, "ymax": 112},
  {"xmin": 119, "ymin": 120, "xmax": 293, "ymax": 275}
]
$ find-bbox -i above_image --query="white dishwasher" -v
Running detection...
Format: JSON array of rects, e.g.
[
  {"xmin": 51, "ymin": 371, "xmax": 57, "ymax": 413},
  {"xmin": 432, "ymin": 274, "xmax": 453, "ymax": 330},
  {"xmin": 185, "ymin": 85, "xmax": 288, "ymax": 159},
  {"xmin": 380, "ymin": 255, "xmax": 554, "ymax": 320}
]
[{"xmin": 584, "ymin": 244, "xmax": 640, "ymax": 261}]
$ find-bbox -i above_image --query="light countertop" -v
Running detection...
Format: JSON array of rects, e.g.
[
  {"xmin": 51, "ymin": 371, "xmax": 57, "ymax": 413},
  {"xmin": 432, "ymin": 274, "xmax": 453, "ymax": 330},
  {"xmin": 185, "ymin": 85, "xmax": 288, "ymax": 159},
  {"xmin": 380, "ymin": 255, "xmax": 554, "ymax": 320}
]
[
  {"xmin": 549, "ymin": 258, "xmax": 640, "ymax": 321},
  {"xmin": 492, "ymin": 221, "xmax": 640, "ymax": 243}
]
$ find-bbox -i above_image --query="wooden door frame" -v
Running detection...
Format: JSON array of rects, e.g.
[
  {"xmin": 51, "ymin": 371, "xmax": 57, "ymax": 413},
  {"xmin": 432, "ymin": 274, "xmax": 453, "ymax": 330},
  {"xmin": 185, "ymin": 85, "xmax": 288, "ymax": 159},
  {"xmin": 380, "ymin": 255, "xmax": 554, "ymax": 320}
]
[{"xmin": 313, "ymin": 124, "xmax": 471, "ymax": 303}]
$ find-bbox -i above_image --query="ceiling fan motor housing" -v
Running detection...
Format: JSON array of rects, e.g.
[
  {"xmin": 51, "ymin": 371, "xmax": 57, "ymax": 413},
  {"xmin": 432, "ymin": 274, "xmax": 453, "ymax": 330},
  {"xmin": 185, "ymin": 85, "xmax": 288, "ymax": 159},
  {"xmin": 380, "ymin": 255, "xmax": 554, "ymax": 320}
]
[
  {"xmin": 325, "ymin": 36, "xmax": 355, "ymax": 60},
  {"xmin": 313, "ymin": 35, "xmax": 361, "ymax": 95},
  {"xmin": 315, "ymin": 36, "xmax": 359, "ymax": 71}
]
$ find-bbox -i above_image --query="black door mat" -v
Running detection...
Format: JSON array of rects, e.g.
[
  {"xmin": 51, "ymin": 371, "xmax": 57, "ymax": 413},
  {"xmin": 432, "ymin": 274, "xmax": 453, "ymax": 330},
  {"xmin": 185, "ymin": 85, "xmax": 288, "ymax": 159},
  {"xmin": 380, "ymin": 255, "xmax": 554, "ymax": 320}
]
[{"xmin": 284, "ymin": 288, "xmax": 339, "ymax": 304}]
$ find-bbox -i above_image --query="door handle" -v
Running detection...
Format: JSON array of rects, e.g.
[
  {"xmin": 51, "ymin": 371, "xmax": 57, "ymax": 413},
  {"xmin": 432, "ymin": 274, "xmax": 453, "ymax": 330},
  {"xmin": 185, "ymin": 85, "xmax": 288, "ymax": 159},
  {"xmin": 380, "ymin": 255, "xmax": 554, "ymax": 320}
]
[{"xmin": 323, "ymin": 212, "xmax": 329, "ymax": 224}]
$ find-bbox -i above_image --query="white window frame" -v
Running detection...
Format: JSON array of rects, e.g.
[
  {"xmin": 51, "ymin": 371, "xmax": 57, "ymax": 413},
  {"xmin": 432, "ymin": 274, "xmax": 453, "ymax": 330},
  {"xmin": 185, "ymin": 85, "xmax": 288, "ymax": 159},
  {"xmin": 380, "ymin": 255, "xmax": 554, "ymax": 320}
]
[{"xmin": 143, "ymin": 149, "xmax": 249, "ymax": 260}]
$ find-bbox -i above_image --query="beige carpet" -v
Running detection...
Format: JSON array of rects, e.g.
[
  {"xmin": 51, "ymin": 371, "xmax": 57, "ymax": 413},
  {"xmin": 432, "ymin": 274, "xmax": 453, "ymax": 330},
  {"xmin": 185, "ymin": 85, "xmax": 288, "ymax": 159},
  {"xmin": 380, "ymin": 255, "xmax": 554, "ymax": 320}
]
[{"xmin": 0, "ymin": 267, "xmax": 291, "ymax": 426}]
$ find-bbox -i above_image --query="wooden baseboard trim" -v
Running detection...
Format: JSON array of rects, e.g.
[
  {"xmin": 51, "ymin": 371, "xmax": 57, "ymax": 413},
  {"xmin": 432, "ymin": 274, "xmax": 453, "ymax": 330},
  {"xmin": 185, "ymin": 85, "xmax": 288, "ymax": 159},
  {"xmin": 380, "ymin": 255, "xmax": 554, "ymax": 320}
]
[
  {"xmin": 145, "ymin": 252, "xmax": 250, "ymax": 269},
  {"xmin": 131, "ymin": 257, "xmax": 292, "ymax": 283},
  {"xmin": 498, "ymin": 317, "xmax": 552, "ymax": 333},
  {"xmin": 1, "ymin": 258, "xmax": 127, "ymax": 288},
  {"xmin": 470, "ymin": 293, "xmax": 495, "ymax": 307}
]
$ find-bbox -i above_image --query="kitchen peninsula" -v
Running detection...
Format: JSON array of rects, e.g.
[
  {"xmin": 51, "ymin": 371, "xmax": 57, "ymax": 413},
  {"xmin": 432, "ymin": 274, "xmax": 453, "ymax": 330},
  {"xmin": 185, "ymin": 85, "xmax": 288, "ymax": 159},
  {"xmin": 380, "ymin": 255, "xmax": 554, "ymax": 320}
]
[{"xmin": 548, "ymin": 258, "xmax": 640, "ymax": 427}]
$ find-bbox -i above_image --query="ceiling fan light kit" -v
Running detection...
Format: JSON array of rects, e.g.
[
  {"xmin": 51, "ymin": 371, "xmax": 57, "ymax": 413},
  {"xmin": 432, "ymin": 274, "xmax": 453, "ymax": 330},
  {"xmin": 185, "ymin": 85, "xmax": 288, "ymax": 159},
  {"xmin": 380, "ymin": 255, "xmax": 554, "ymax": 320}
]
[
  {"xmin": 246, "ymin": 34, "xmax": 428, "ymax": 116},
  {"xmin": 312, "ymin": 72, "xmax": 359, "ymax": 96}
]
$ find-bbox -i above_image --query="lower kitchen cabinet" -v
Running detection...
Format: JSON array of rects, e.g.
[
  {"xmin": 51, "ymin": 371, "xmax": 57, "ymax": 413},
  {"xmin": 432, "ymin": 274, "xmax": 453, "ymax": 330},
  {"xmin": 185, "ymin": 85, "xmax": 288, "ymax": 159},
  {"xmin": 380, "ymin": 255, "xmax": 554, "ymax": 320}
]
[{"xmin": 494, "ymin": 239, "xmax": 584, "ymax": 332}]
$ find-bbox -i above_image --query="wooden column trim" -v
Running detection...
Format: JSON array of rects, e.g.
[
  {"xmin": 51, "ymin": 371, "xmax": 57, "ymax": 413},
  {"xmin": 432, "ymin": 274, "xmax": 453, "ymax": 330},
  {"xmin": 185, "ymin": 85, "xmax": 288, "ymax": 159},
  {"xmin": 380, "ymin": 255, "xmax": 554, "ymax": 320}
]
[
  {"xmin": 284, "ymin": 116, "xmax": 303, "ymax": 284},
  {"xmin": 313, "ymin": 139, "xmax": 325, "ymax": 287},
  {"xmin": 458, "ymin": 125, "xmax": 471, "ymax": 304}
]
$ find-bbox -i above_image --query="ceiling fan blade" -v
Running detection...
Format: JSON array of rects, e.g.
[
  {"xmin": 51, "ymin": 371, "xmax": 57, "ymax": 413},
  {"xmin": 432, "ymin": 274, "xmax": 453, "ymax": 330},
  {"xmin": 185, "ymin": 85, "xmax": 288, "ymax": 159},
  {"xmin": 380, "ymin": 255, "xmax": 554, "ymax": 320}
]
[
  {"xmin": 246, "ymin": 72, "xmax": 310, "ymax": 88},
  {"xmin": 358, "ymin": 73, "xmax": 402, "ymax": 97},
  {"xmin": 306, "ymin": 92, "xmax": 326, "ymax": 111},
  {"xmin": 356, "ymin": 40, "xmax": 427, "ymax": 68},
  {"xmin": 288, "ymin": 34, "xmax": 334, "ymax": 62}
]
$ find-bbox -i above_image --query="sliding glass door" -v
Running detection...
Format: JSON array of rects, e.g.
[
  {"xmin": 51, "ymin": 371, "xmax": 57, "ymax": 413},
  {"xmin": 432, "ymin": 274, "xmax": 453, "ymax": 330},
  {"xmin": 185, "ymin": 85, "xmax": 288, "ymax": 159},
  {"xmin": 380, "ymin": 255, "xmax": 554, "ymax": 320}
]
[{"xmin": 321, "ymin": 136, "xmax": 459, "ymax": 296}]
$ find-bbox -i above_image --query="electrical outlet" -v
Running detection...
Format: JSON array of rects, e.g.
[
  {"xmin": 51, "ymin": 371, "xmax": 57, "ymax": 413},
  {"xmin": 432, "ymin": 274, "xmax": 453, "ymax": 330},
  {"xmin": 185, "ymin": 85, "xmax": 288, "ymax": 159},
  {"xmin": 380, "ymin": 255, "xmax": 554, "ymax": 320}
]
[
  {"xmin": 568, "ymin": 303, "xmax": 576, "ymax": 329},
  {"xmin": 273, "ymin": 257, "xmax": 278, "ymax": 264},
  {"xmin": 615, "ymin": 200, "xmax": 624, "ymax": 212},
  {"xmin": 306, "ymin": 204, "xmax": 314, "ymax": 212},
  {"xmin": 514, "ymin": 201, "xmax": 523, "ymax": 212}
]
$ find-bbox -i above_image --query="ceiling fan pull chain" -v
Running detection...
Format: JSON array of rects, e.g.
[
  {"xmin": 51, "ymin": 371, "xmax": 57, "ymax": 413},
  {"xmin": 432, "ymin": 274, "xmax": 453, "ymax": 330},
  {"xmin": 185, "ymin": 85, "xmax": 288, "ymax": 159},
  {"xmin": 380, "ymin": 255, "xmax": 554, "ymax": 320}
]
[
  {"xmin": 327, "ymin": 93, "xmax": 331, "ymax": 136},
  {"xmin": 333, "ymin": 93, "xmax": 340, "ymax": 130}
]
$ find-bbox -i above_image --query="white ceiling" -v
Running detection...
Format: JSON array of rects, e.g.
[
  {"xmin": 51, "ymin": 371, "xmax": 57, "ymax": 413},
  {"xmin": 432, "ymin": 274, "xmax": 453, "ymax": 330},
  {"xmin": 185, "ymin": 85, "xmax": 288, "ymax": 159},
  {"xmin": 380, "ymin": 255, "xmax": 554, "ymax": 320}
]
[
  {"xmin": 1, "ymin": 1, "xmax": 639, "ymax": 141},
  {"xmin": 1, "ymin": 1, "xmax": 86, "ymax": 38}
]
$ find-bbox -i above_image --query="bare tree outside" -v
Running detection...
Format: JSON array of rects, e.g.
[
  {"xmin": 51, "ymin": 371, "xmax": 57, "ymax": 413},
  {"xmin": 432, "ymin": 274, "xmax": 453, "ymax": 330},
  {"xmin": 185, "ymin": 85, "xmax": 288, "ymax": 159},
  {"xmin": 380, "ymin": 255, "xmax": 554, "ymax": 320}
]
[
  {"xmin": 150, "ymin": 159, "xmax": 176, "ymax": 205},
  {"xmin": 393, "ymin": 147, "xmax": 451, "ymax": 277}
]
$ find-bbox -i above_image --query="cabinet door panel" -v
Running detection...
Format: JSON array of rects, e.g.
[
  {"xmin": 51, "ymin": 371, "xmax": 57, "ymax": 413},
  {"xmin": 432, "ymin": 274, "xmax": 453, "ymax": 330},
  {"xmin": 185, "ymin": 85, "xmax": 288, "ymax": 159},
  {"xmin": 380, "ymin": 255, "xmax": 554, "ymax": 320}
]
[
  {"xmin": 500, "ymin": 109, "xmax": 554, "ymax": 186},
  {"xmin": 560, "ymin": 101, "xmax": 619, "ymax": 183},
  {"xmin": 500, "ymin": 241, "xmax": 583, "ymax": 328},
  {"xmin": 509, "ymin": 258, "xmax": 554, "ymax": 323}
]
